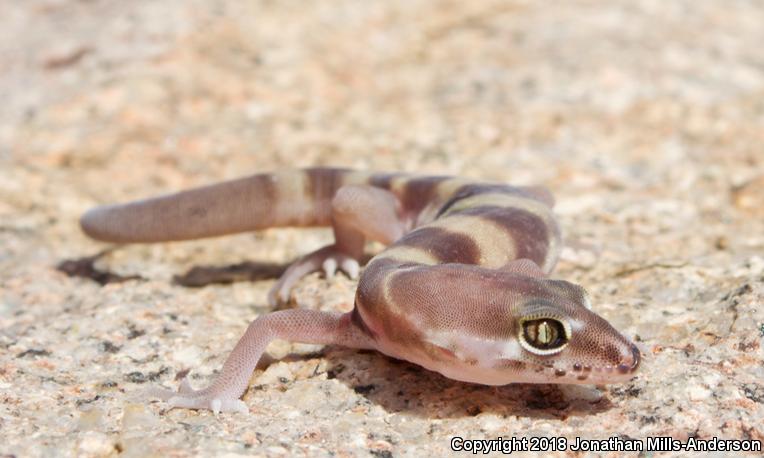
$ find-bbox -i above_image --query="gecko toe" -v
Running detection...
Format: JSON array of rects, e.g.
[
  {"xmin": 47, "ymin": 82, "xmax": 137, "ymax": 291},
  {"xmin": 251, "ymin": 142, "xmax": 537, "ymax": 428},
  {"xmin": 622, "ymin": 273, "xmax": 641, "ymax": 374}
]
[
  {"xmin": 266, "ymin": 244, "xmax": 362, "ymax": 307},
  {"xmin": 267, "ymin": 282, "xmax": 293, "ymax": 308},
  {"xmin": 341, "ymin": 259, "xmax": 360, "ymax": 279},
  {"xmin": 165, "ymin": 394, "xmax": 247, "ymax": 413},
  {"xmin": 143, "ymin": 386, "xmax": 176, "ymax": 401},
  {"xmin": 167, "ymin": 395, "xmax": 199, "ymax": 410},
  {"xmin": 178, "ymin": 378, "xmax": 196, "ymax": 395},
  {"xmin": 266, "ymin": 288, "xmax": 280, "ymax": 308},
  {"xmin": 232, "ymin": 399, "xmax": 249, "ymax": 413},
  {"xmin": 210, "ymin": 399, "xmax": 222, "ymax": 414},
  {"xmin": 322, "ymin": 258, "xmax": 337, "ymax": 278}
]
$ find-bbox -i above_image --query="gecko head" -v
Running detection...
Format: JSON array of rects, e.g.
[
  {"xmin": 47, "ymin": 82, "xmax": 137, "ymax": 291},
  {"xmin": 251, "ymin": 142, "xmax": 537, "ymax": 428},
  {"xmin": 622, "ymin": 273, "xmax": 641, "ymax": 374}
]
[
  {"xmin": 503, "ymin": 278, "xmax": 641, "ymax": 384},
  {"xmin": 366, "ymin": 263, "xmax": 639, "ymax": 387}
]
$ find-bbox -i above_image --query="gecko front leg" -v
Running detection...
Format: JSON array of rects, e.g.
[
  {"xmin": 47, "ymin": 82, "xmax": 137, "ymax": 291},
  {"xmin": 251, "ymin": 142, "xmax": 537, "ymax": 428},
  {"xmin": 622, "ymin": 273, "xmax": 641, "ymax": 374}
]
[
  {"xmin": 152, "ymin": 185, "xmax": 404, "ymax": 413},
  {"xmin": 151, "ymin": 309, "xmax": 376, "ymax": 413},
  {"xmin": 268, "ymin": 185, "xmax": 406, "ymax": 306}
]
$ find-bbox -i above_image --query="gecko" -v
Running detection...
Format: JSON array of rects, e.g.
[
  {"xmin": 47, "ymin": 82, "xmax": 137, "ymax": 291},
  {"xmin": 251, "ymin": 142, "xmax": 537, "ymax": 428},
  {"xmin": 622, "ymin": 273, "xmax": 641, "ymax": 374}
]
[{"xmin": 80, "ymin": 167, "xmax": 641, "ymax": 413}]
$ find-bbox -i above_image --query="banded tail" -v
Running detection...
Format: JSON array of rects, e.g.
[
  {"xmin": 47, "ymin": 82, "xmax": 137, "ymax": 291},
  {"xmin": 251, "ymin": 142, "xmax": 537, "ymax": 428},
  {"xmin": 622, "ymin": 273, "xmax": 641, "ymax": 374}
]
[{"xmin": 80, "ymin": 168, "xmax": 371, "ymax": 243}]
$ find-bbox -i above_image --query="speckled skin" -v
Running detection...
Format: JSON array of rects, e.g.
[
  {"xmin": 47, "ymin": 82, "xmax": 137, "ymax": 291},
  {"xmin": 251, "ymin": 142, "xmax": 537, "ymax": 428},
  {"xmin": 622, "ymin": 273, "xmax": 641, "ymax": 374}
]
[{"xmin": 80, "ymin": 168, "xmax": 640, "ymax": 413}]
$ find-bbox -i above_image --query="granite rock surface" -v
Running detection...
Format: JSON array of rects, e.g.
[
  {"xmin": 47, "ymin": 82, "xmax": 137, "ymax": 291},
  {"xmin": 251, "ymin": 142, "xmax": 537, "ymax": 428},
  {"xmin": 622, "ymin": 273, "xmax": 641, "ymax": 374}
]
[{"xmin": 1, "ymin": 0, "xmax": 763, "ymax": 456}]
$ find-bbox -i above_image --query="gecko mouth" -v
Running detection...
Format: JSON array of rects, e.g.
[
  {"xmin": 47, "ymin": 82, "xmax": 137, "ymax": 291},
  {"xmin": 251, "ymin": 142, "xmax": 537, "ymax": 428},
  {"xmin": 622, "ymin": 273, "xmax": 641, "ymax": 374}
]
[{"xmin": 557, "ymin": 343, "xmax": 641, "ymax": 383}]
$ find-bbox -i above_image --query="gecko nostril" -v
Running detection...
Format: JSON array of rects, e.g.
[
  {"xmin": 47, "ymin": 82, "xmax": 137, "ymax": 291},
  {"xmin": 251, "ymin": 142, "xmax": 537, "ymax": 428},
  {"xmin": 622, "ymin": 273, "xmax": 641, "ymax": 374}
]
[
  {"xmin": 629, "ymin": 343, "xmax": 641, "ymax": 372},
  {"xmin": 617, "ymin": 344, "xmax": 641, "ymax": 374}
]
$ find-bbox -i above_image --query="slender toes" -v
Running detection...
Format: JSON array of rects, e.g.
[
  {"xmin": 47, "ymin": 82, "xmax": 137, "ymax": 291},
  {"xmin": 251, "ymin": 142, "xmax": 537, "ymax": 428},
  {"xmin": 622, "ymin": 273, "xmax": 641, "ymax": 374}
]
[
  {"xmin": 210, "ymin": 398, "xmax": 249, "ymax": 414},
  {"xmin": 267, "ymin": 245, "xmax": 362, "ymax": 307},
  {"xmin": 266, "ymin": 287, "xmax": 280, "ymax": 308},
  {"xmin": 325, "ymin": 254, "xmax": 359, "ymax": 280},
  {"xmin": 166, "ymin": 395, "xmax": 249, "ymax": 413},
  {"xmin": 144, "ymin": 386, "xmax": 177, "ymax": 401},
  {"xmin": 322, "ymin": 258, "xmax": 337, "ymax": 278},
  {"xmin": 267, "ymin": 281, "xmax": 292, "ymax": 307},
  {"xmin": 340, "ymin": 258, "xmax": 360, "ymax": 279},
  {"xmin": 211, "ymin": 399, "xmax": 222, "ymax": 414},
  {"xmin": 228, "ymin": 399, "xmax": 249, "ymax": 413},
  {"xmin": 167, "ymin": 395, "xmax": 204, "ymax": 410},
  {"xmin": 178, "ymin": 378, "xmax": 196, "ymax": 395}
]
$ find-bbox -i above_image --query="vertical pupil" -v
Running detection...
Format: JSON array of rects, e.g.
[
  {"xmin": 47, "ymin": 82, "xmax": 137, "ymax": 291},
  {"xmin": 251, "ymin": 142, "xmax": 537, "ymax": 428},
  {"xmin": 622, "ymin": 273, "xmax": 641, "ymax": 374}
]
[
  {"xmin": 538, "ymin": 321, "xmax": 550, "ymax": 344},
  {"xmin": 521, "ymin": 318, "xmax": 567, "ymax": 351}
]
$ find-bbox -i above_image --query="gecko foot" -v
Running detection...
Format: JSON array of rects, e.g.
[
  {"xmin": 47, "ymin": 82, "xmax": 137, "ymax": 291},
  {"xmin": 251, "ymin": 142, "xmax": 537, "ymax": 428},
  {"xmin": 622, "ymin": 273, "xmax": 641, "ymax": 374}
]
[
  {"xmin": 167, "ymin": 394, "xmax": 248, "ymax": 414},
  {"xmin": 147, "ymin": 379, "xmax": 249, "ymax": 414},
  {"xmin": 267, "ymin": 244, "xmax": 360, "ymax": 307}
]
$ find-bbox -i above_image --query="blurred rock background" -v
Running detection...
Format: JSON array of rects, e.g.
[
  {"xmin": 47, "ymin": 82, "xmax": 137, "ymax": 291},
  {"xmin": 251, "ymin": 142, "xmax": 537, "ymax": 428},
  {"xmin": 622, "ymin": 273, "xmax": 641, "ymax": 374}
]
[{"xmin": 1, "ymin": 0, "xmax": 762, "ymax": 456}]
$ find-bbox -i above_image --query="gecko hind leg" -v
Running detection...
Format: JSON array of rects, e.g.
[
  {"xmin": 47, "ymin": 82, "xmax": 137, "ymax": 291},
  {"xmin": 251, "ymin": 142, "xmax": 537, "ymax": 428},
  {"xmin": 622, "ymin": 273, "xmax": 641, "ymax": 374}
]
[{"xmin": 267, "ymin": 185, "xmax": 405, "ymax": 307}]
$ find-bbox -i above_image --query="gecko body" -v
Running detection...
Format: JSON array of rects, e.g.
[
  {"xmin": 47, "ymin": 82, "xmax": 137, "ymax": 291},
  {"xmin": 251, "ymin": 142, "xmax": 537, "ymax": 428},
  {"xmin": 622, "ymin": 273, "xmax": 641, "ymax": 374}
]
[{"xmin": 80, "ymin": 168, "xmax": 640, "ymax": 413}]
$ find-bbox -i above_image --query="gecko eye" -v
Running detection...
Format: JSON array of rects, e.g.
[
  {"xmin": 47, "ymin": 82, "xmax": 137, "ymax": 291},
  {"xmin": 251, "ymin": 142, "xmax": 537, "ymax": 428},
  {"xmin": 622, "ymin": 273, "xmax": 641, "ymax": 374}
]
[{"xmin": 519, "ymin": 317, "xmax": 570, "ymax": 355}]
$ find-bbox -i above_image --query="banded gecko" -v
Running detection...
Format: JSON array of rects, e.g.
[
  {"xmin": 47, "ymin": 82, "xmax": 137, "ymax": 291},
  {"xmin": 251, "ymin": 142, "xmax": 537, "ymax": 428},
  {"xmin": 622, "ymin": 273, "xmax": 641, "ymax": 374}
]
[{"xmin": 80, "ymin": 168, "xmax": 641, "ymax": 413}]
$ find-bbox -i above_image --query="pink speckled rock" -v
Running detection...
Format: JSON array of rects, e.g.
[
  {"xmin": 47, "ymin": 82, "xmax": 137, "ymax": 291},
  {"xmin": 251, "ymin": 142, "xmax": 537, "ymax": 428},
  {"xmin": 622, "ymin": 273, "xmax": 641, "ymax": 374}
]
[{"xmin": 1, "ymin": 0, "xmax": 763, "ymax": 456}]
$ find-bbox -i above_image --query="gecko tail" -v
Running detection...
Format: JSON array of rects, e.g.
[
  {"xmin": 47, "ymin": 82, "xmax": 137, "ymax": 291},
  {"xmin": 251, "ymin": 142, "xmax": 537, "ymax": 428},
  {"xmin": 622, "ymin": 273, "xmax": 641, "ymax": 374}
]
[{"xmin": 80, "ymin": 168, "xmax": 367, "ymax": 243}]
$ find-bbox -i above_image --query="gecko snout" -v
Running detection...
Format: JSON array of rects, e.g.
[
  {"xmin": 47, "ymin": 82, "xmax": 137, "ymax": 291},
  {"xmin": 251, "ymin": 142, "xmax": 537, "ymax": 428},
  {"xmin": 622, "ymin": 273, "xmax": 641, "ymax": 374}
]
[{"xmin": 616, "ymin": 343, "xmax": 641, "ymax": 374}]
